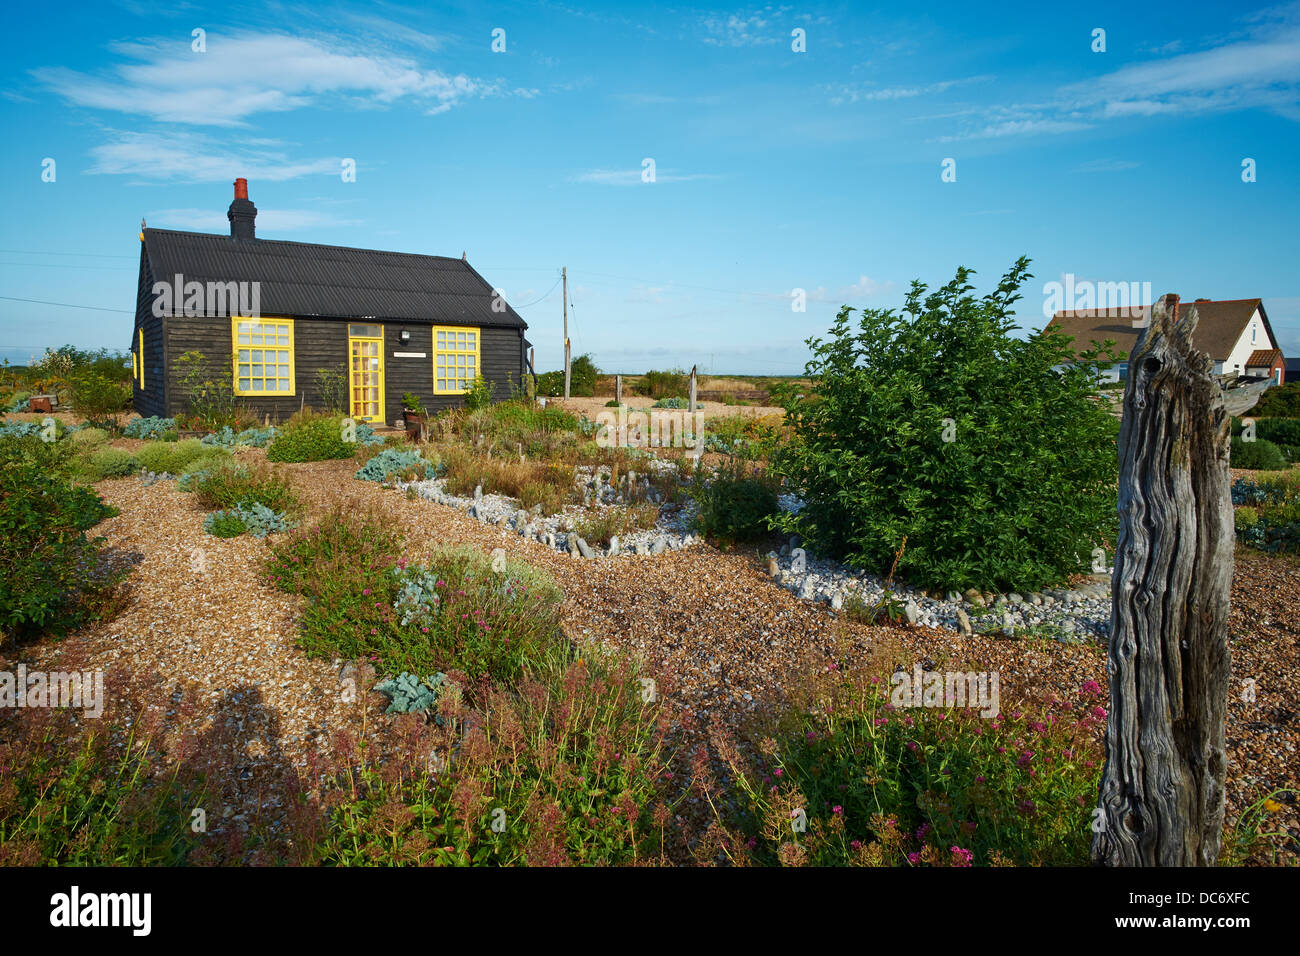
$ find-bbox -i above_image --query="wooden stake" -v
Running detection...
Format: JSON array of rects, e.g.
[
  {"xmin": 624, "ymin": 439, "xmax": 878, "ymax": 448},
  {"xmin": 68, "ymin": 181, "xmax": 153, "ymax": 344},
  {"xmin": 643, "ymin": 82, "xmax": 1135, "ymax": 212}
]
[
  {"xmin": 1093, "ymin": 294, "xmax": 1236, "ymax": 866},
  {"xmin": 688, "ymin": 364, "xmax": 697, "ymax": 413}
]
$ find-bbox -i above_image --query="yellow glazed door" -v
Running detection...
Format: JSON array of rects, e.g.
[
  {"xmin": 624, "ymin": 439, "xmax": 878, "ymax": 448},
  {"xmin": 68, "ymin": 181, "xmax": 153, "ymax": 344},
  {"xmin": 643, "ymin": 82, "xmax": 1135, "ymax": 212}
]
[{"xmin": 348, "ymin": 325, "xmax": 384, "ymax": 422}]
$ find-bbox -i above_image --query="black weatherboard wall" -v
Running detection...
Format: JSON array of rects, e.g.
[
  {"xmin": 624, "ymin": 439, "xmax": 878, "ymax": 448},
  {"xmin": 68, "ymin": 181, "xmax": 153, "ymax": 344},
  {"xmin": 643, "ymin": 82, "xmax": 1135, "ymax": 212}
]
[{"xmin": 131, "ymin": 179, "xmax": 529, "ymax": 423}]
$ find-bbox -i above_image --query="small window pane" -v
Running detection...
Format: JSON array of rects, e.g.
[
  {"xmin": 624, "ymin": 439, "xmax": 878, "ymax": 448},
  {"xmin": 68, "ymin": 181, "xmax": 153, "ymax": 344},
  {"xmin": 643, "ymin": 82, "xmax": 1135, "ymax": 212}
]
[{"xmin": 239, "ymin": 378, "xmax": 251, "ymax": 390}]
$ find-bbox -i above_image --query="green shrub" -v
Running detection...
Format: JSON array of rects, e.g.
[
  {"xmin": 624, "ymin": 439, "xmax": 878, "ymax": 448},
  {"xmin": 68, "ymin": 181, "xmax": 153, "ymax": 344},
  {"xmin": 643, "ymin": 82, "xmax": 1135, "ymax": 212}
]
[
  {"xmin": 653, "ymin": 396, "xmax": 688, "ymax": 409},
  {"xmin": 266, "ymin": 412, "xmax": 357, "ymax": 462},
  {"xmin": 464, "ymin": 375, "xmax": 497, "ymax": 411},
  {"xmin": 269, "ymin": 528, "xmax": 566, "ymax": 682},
  {"xmin": 717, "ymin": 671, "xmax": 1104, "ymax": 866},
  {"xmin": 1256, "ymin": 418, "xmax": 1300, "ymax": 447},
  {"xmin": 204, "ymin": 510, "xmax": 248, "ymax": 538},
  {"xmin": 0, "ymin": 440, "xmax": 120, "ymax": 641},
  {"xmin": 69, "ymin": 371, "xmax": 131, "ymax": 421},
  {"xmin": 691, "ymin": 461, "xmax": 779, "ymax": 543},
  {"xmin": 639, "ymin": 368, "xmax": 688, "ymax": 399},
  {"xmin": 136, "ymin": 438, "xmax": 206, "ymax": 475},
  {"xmin": 66, "ymin": 427, "xmax": 109, "ymax": 453},
  {"xmin": 1230, "ymin": 436, "xmax": 1288, "ymax": 471},
  {"xmin": 1253, "ymin": 382, "xmax": 1300, "ymax": 418},
  {"xmin": 183, "ymin": 459, "xmax": 299, "ymax": 514},
  {"xmin": 773, "ymin": 259, "xmax": 1121, "ymax": 593},
  {"xmin": 81, "ymin": 447, "xmax": 139, "ymax": 481}
]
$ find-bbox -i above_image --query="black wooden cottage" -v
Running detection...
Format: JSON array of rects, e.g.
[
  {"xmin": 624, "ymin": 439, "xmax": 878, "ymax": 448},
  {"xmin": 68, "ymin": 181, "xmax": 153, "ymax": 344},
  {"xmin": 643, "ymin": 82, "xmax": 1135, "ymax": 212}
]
[{"xmin": 130, "ymin": 179, "xmax": 531, "ymax": 424}]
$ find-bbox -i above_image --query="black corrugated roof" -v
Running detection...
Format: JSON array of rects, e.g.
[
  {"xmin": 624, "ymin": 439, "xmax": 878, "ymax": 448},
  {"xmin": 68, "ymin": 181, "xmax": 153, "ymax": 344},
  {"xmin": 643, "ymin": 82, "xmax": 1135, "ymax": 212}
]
[{"xmin": 142, "ymin": 228, "xmax": 526, "ymax": 329}]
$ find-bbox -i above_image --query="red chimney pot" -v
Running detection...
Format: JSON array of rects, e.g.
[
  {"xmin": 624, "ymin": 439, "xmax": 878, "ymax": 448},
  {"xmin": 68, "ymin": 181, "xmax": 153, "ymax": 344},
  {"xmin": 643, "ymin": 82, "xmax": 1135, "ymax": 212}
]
[{"xmin": 233, "ymin": 178, "xmax": 248, "ymax": 200}]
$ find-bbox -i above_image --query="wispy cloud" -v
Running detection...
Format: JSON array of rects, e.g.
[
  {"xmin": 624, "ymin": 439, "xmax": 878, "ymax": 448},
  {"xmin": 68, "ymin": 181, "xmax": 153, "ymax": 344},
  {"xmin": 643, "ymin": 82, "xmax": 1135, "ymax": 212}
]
[
  {"xmin": 89, "ymin": 130, "xmax": 341, "ymax": 183},
  {"xmin": 32, "ymin": 31, "xmax": 518, "ymax": 126},
  {"xmin": 570, "ymin": 167, "xmax": 719, "ymax": 185},
  {"xmin": 699, "ymin": 8, "xmax": 784, "ymax": 47},
  {"xmin": 1076, "ymin": 158, "xmax": 1141, "ymax": 173},
  {"xmin": 829, "ymin": 75, "xmax": 992, "ymax": 105}
]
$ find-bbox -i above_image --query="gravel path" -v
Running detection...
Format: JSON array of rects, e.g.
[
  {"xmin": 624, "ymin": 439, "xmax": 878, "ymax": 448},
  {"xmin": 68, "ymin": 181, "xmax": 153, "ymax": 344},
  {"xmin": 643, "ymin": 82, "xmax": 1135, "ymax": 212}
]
[{"xmin": 14, "ymin": 451, "xmax": 1299, "ymax": 863}]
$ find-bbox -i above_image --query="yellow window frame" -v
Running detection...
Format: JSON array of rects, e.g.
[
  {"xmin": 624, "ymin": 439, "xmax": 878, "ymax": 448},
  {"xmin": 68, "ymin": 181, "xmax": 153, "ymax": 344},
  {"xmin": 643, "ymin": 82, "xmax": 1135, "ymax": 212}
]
[
  {"xmin": 232, "ymin": 317, "xmax": 296, "ymax": 397},
  {"xmin": 348, "ymin": 326, "xmax": 385, "ymax": 423},
  {"xmin": 137, "ymin": 329, "xmax": 144, "ymax": 388},
  {"xmin": 432, "ymin": 325, "xmax": 481, "ymax": 395}
]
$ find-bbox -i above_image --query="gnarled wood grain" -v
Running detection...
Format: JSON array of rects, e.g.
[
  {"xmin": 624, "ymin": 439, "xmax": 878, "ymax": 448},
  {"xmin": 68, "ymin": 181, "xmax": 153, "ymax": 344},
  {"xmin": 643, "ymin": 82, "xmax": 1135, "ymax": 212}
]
[{"xmin": 1092, "ymin": 294, "xmax": 1234, "ymax": 867}]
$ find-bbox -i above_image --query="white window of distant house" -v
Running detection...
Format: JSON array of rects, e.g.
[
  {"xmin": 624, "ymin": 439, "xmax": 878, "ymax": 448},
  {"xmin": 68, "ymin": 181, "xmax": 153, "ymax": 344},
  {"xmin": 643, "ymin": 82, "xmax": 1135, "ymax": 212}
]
[{"xmin": 232, "ymin": 318, "xmax": 294, "ymax": 395}]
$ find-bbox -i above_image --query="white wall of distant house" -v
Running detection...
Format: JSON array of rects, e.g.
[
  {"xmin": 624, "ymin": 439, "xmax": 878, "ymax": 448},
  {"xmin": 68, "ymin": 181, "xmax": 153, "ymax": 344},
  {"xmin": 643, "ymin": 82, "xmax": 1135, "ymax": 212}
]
[{"xmin": 1223, "ymin": 308, "xmax": 1273, "ymax": 375}]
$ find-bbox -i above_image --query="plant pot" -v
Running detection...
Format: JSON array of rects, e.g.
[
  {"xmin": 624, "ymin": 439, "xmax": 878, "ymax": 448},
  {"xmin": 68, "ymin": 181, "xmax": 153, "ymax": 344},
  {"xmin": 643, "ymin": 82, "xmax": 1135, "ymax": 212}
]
[{"xmin": 403, "ymin": 410, "xmax": 426, "ymax": 441}]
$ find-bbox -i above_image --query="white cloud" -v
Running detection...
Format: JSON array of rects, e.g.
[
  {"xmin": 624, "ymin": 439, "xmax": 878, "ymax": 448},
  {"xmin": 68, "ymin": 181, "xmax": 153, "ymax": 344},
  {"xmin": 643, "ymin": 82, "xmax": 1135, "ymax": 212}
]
[
  {"xmin": 32, "ymin": 31, "xmax": 515, "ymax": 126},
  {"xmin": 840, "ymin": 275, "xmax": 896, "ymax": 298},
  {"xmin": 89, "ymin": 130, "xmax": 341, "ymax": 183},
  {"xmin": 829, "ymin": 76, "xmax": 991, "ymax": 105},
  {"xmin": 570, "ymin": 168, "xmax": 720, "ymax": 185},
  {"xmin": 699, "ymin": 8, "xmax": 783, "ymax": 47}
]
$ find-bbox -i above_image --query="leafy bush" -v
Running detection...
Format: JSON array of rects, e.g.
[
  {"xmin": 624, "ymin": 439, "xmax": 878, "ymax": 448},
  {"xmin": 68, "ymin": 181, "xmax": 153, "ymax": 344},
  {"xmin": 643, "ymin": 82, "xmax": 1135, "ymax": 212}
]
[
  {"xmin": 314, "ymin": 365, "xmax": 349, "ymax": 415},
  {"xmin": 653, "ymin": 396, "xmax": 688, "ymax": 409},
  {"xmin": 269, "ymin": 526, "xmax": 565, "ymax": 682},
  {"xmin": 0, "ymin": 440, "xmax": 120, "ymax": 641},
  {"xmin": 1252, "ymin": 382, "xmax": 1300, "ymax": 418},
  {"xmin": 1230, "ymin": 436, "xmax": 1288, "ymax": 471},
  {"xmin": 69, "ymin": 371, "xmax": 131, "ymax": 422},
  {"xmin": 173, "ymin": 350, "xmax": 240, "ymax": 431},
  {"xmin": 355, "ymin": 448, "xmax": 439, "ymax": 483},
  {"xmin": 81, "ymin": 447, "xmax": 139, "ymax": 481},
  {"xmin": 66, "ymin": 427, "xmax": 110, "ymax": 453},
  {"xmin": 690, "ymin": 461, "xmax": 779, "ymax": 543},
  {"xmin": 182, "ymin": 459, "xmax": 299, "ymax": 514},
  {"xmin": 639, "ymin": 368, "xmax": 688, "ymax": 399},
  {"xmin": 0, "ymin": 419, "xmax": 44, "ymax": 440},
  {"xmin": 714, "ymin": 671, "xmax": 1105, "ymax": 866},
  {"xmin": 123, "ymin": 416, "xmax": 177, "ymax": 440},
  {"xmin": 533, "ymin": 355, "xmax": 598, "ymax": 398},
  {"xmin": 203, "ymin": 502, "xmax": 292, "ymax": 539},
  {"xmin": 773, "ymin": 259, "xmax": 1120, "ymax": 592},
  {"xmin": 464, "ymin": 375, "xmax": 497, "ymax": 411},
  {"xmin": 135, "ymin": 438, "xmax": 206, "ymax": 475},
  {"xmin": 1233, "ymin": 473, "xmax": 1300, "ymax": 553},
  {"xmin": 266, "ymin": 412, "xmax": 357, "ymax": 462},
  {"xmin": 1256, "ymin": 418, "xmax": 1300, "ymax": 447}
]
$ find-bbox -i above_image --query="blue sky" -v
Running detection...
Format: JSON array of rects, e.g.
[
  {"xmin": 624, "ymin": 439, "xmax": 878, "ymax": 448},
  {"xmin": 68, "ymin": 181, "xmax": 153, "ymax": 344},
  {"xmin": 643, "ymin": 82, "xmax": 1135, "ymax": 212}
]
[{"xmin": 1, "ymin": 0, "xmax": 1298, "ymax": 374}]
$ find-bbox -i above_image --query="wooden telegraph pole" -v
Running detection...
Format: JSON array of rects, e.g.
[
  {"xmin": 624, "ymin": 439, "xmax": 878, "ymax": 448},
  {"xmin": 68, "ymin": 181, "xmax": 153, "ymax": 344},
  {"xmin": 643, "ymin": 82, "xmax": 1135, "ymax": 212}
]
[
  {"xmin": 1092, "ymin": 294, "xmax": 1237, "ymax": 867},
  {"xmin": 562, "ymin": 266, "xmax": 570, "ymax": 400}
]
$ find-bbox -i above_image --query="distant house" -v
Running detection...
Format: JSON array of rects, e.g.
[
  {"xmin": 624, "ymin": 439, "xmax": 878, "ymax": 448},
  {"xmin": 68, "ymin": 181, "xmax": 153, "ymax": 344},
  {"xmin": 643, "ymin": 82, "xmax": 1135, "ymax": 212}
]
[
  {"xmin": 1046, "ymin": 298, "xmax": 1285, "ymax": 385},
  {"xmin": 131, "ymin": 179, "xmax": 532, "ymax": 423}
]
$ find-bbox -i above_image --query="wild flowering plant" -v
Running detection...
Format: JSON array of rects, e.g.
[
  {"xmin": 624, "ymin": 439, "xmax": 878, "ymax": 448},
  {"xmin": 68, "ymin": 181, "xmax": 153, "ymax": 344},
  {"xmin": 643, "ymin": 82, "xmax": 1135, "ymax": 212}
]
[{"xmin": 709, "ymin": 666, "xmax": 1105, "ymax": 866}]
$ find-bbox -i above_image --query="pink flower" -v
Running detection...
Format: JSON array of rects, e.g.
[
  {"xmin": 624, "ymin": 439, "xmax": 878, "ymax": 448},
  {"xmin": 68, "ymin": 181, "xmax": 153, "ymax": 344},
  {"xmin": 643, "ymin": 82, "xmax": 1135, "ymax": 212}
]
[
  {"xmin": 1091, "ymin": 705, "xmax": 1107, "ymax": 720},
  {"xmin": 774, "ymin": 768, "xmax": 784, "ymax": 778},
  {"xmin": 1080, "ymin": 680, "xmax": 1102, "ymax": 697},
  {"xmin": 362, "ymin": 588, "xmax": 372, "ymax": 596},
  {"xmin": 907, "ymin": 852, "xmax": 920, "ymax": 865},
  {"xmin": 950, "ymin": 845, "xmax": 973, "ymax": 867},
  {"xmin": 832, "ymin": 805, "xmax": 843, "ymax": 816}
]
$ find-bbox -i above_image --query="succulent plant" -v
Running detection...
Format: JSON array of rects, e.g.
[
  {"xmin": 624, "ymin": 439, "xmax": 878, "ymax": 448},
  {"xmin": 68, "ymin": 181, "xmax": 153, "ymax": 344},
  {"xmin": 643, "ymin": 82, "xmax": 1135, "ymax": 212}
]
[
  {"xmin": 354, "ymin": 448, "xmax": 439, "ymax": 483},
  {"xmin": 373, "ymin": 671, "xmax": 458, "ymax": 715},
  {"xmin": 123, "ymin": 416, "xmax": 177, "ymax": 439}
]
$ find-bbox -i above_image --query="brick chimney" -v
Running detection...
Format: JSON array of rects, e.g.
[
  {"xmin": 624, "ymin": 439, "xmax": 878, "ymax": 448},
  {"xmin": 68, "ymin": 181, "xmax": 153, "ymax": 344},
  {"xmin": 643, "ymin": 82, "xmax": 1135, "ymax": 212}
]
[{"xmin": 228, "ymin": 178, "xmax": 257, "ymax": 240}]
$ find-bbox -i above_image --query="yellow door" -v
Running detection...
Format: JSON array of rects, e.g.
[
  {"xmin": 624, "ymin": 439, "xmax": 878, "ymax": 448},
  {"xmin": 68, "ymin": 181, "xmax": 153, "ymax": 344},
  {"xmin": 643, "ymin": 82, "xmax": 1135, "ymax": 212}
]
[{"xmin": 348, "ymin": 325, "xmax": 384, "ymax": 422}]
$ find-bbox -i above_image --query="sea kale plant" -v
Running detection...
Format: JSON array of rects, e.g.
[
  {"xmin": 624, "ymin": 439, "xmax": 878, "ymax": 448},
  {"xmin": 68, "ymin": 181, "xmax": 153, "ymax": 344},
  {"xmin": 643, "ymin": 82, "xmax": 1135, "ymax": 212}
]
[{"xmin": 774, "ymin": 258, "xmax": 1120, "ymax": 593}]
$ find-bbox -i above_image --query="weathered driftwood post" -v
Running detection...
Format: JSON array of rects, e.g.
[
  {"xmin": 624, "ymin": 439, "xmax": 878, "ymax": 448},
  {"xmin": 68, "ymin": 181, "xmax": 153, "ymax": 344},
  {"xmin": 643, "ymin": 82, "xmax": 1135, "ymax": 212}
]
[
  {"xmin": 615, "ymin": 374, "xmax": 622, "ymax": 405},
  {"xmin": 1093, "ymin": 294, "xmax": 1234, "ymax": 866},
  {"xmin": 688, "ymin": 364, "xmax": 698, "ymax": 414}
]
